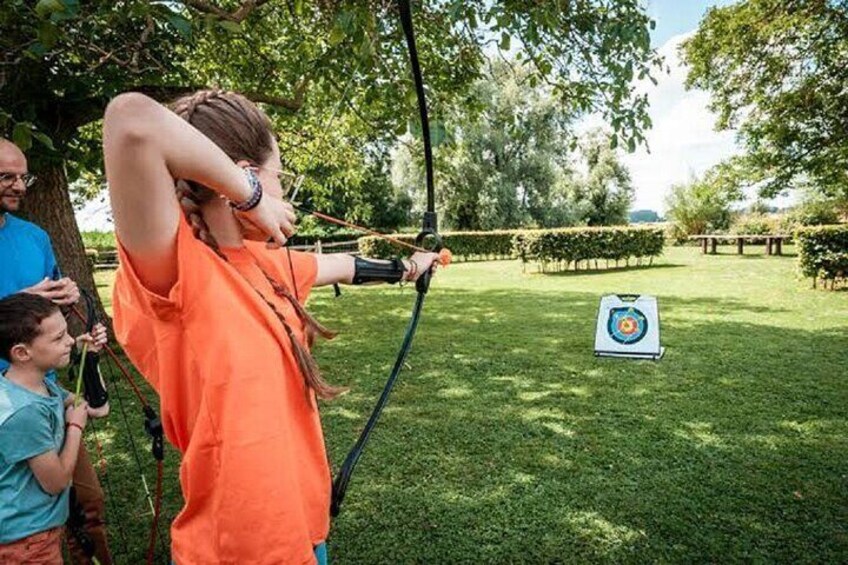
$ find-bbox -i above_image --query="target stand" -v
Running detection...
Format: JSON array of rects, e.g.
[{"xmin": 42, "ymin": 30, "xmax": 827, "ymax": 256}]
[{"xmin": 594, "ymin": 294, "xmax": 664, "ymax": 360}]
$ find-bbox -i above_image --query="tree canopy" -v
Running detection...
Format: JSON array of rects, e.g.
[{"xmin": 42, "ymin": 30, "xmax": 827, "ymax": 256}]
[
  {"xmin": 2, "ymin": 0, "xmax": 660, "ymax": 173},
  {"xmin": 682, "ymin": 0, "xmax": 848, "ymax": 200},
  {"xmin": 1, "ymin": 0, "xmax": 661, "ymax": 311}
]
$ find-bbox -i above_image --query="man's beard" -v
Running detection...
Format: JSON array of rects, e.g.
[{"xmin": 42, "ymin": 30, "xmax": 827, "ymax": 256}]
[{"xmin": 0, "ymin": 189, "xmax": 23, "ymax": 213}]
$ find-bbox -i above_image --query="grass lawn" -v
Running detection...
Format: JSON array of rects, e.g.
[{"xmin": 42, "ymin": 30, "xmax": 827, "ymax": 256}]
[{"xmin": 89, "ymin": 245, "xmax": 847, "ymax": 563}]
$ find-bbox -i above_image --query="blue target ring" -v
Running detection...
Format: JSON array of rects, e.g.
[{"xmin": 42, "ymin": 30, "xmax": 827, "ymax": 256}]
[{"xmin": 607, "ymin": 307, "xmax": 648, "ymax": 345}]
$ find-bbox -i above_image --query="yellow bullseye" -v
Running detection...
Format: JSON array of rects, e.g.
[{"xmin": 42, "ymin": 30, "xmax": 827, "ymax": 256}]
[{"xmin": 618, "ymin": 318, "xmax": 637, "ymax": 334}]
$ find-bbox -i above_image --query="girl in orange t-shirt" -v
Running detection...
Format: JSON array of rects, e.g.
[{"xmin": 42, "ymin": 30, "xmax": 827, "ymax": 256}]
[{"xmin": 102, "ymin": 90, "xmax": 439, "ymax": 565}]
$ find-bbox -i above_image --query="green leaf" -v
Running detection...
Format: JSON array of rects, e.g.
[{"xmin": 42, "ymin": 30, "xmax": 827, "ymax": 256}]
[
  {"xmin": 431, "ymin": 121, "xmax": 447, "ymax": 147},
  {"xmin": 32, "ymin": 131, "xmax": 55, "ymax": 151},
  {"xmin": 218, "ymin": 20, "xmax": 242, "ymax": 34},
  {"xmin": 358, "ymin": 35, "xmax": 373, "ymax": 59},
  {"xmin": 27, "ymin": 43, "xmax": 48, "ymax": 57},
  {"xmin": 35, "ymin": 0, "xmax": 63, "ymax": 18},
  {"xmin": 38, "ymin": 21, "xmax": 60, "ymax": 49},
  {"xmin": 328, "ymin": 25, "xmax": 345, "ymax": 46},
  {"xmin": 168, "ymin": 15, "xmax": 192, "ymax": 38},
  {"xmin": 12, "ymin": 123, "xmax": 32, "ymax": 152},
  {"xmin": 499, "ymin": 32, "xmax": 511, "ymax": 51},
  {"xmin": 408, "ymin": 118, "xmax": 422, "ymax": 138},
  {"xmin": 50, "ymin": 0, "xmax": 78, "ymax": 22}
]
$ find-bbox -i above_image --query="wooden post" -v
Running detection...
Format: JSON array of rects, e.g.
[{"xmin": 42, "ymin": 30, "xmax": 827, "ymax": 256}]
[
  {"xmin": 710, "ymin": 237, "xmax": 717, "ymax": 255},
  {"xmin": 776, "ymin": 238, "xmax": 783, "ymax": 256},
  {"xmin": 766, "ymin": 237, "xmax": 773, "ymax": 256},
  {"xmin": 737, "ymin": 237, "xmax": 744, "ymax": 255},
  {"xmin": 316, "ymin": 240, "xmax": 323, "ymax": 254},
  {"xmin": 701, "ymin": 238, "xmax": 707, "ymax": 254}
]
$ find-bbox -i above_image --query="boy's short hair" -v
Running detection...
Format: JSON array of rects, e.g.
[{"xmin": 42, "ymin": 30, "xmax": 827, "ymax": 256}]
[{"xmin": 0, "ymin": 293, "xmax": 60, "ymax": 361}]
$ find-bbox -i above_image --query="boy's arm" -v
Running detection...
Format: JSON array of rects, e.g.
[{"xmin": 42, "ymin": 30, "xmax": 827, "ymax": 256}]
[
  {"xmin": 27, "ymin": 401, "xmax": 89, "ymax": 495},
  {"xmin": 27, "ymin": 426, "xmax": 84, "ymax": 495}
]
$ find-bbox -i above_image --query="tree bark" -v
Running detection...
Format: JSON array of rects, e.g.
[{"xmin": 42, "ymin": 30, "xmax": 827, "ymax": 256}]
[{"xmin": 19, "ymin": 162, "xmax": 109, "ymax": 326}]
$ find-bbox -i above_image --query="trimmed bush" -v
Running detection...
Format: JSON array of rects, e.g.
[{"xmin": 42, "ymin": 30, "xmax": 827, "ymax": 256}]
[
  {"xmin": 795, "ymin": 225, "xmax": 848, "ymax": 289},
  {"xmin": 360, "ymin": 227, "xmax": 665, "ymax": 270},
  {"xmin": 512, "ymin": 226, "xmax": 664, "ymax": 271}
]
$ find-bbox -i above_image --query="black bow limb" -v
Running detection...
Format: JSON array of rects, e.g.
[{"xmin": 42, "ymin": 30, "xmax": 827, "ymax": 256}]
[{"xmin": 331, "ymin": 0, "xmax": 441, "ymax": 517}]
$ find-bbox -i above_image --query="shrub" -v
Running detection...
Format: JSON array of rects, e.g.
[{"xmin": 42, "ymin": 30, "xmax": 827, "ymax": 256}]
[
  {"xmin": 795, "ymin": 225, "xmax": 848, "ymax": 289},
  {"xmin": 780, "ymin": 201, "xmax": 841, "ymax": 233},
  {"xmin": 731, "ymin": 213, "xmax": 781, "ymax": 235},
  {"xmin": 359, "ymin": 230, "xmax": 518, "ymax": 261},
  {"xmin": 512, "ymin": 226, "xmax": 664, "ymax": 271},
  {"xmin": 81, "ymin": 231, "xmax": 116, "ymax": 250}
]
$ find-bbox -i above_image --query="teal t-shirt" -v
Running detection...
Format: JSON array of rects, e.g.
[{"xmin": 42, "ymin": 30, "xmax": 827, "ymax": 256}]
[{"xmin": 0, "ymin": 374, "xmax": 70, "ymax": 543}]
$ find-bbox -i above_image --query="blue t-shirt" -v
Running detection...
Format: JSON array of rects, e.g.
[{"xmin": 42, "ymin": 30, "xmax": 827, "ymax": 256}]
[
  {"xmin": 0, "ymin": 213, "xmax": 60, "ymax": 377},
  {"xmin": 0, "ymin": 375, "xmax": 70, "ymax": 543}
]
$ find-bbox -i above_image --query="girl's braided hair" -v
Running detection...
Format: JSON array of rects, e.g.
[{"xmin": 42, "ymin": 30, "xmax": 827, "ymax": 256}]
[{"xmin": 170, "ymin": 89, "xmax": 345, "ymax": 400}]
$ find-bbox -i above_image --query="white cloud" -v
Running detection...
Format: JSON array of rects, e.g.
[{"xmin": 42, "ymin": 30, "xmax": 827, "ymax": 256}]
[
  {"xmin": 74, "ymin": 193, "xmax": 113, "ymax": 232},
  {"xmin": 620, "ymin": 32, "xmax": 741, "ymax": 212}
]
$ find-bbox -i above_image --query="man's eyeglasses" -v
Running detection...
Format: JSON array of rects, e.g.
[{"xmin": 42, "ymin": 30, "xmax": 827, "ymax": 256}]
[{"xmin": 0, "ymin": 173, "xmax": 37, "ymax": 189}]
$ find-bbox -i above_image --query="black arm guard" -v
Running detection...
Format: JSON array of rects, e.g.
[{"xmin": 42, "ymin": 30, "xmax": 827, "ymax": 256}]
[{"xmin": 352, "ymin": 257, "xmax": 406, "ymax": 285}]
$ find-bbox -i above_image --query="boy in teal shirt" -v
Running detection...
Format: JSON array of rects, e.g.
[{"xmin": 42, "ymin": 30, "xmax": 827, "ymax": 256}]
[{"xmin": 0, "ymin": 293, "xmax": 105, "ymax": 562}]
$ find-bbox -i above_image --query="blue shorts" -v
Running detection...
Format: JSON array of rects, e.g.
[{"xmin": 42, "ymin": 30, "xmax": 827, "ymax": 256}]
[{"xmin": 314, "ymin": 542, "xmax": 328, "ymax": 565}]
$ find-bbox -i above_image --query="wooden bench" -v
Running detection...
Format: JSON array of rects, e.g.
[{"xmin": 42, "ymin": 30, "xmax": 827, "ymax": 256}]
[{"xmin": 688, "ymin": 234, "xmax": 792, "ymax": 256}]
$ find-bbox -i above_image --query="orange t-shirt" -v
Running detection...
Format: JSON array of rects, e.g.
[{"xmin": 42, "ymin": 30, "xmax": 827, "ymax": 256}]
[{"xmin": 113, "ymin": 215, "xmax": 329, "ymax": 565}]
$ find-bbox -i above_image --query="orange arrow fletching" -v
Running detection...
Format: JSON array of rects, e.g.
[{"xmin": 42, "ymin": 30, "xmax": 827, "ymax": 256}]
[{"xmin": 438, "ymin": 248, "xmax": 452, "ymax": 266}]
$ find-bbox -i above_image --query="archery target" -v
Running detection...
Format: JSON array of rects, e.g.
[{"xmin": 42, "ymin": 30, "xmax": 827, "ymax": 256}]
[
  {"xmin": 594, "ymin": 295, "xmax": 663, "ymax": 359},
  {"xmin": 607, "ymin": 307, "xmax": 649, "ymax": 344}
]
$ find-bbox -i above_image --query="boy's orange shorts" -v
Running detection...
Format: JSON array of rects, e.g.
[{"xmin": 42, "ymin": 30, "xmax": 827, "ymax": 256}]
[{"xmin": 0, "ymin": 526, "xmax": 63, "ymax": 564}]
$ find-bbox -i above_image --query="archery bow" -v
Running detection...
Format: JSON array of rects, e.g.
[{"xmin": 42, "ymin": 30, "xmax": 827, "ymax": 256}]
[
  {"xmin": 70, "ymin": 291, "xmax": 167, "ymax": 565},
  {"xmin": 330, "ymin": 0, "xmax": 441, "ymax": 517}
]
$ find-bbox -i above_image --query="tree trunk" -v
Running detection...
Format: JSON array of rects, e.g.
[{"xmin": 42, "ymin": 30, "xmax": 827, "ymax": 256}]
[{"xmin": 19, "ymin": 162, "xmax": 109, "ymax": 326}]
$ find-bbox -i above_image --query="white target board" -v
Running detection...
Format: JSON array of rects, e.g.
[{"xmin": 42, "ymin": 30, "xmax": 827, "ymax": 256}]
[{"xmin": 594, "ymin": 294, "xmax": 664, "ymax": 360}]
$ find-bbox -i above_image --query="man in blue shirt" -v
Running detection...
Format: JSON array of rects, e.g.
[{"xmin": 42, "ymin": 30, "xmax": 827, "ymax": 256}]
[
  {"xmin": 0, "ymin": 138, "xmax": 112, "ymax": 564},
  {"xmin": 0, "ymin": 138, "xmax": 79, "ymax": 322}
]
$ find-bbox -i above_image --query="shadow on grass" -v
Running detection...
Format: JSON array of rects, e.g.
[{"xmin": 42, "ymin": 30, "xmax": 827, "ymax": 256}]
[
  {"xmin": 91, "ymin": 285, "xmax": 847, "ymax": 563},
  {"xmin": 317, "ymin": 287, "xmax": 848, "ymax": 564}
]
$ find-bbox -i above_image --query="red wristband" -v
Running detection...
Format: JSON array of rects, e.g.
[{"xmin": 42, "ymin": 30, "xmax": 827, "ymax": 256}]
[{"xmin": 66, "ymin": 422, "xmax": 84, "ymax": 434}]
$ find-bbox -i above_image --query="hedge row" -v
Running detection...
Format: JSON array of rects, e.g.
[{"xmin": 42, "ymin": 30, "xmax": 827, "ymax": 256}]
[
  {"xmin": 359, "ymin": 230, "xmax": 518, "ymax": 261},
  {"xmin": 795, "ymin": 225, "xmax": 848, "ymax": 289},
  {"xmin": 513, "ymin": 227, "xmax": 665, "ymax": 271},
  {"xmin": 359, "ymin": 226, "xmax": 665, "ymax": 271}
]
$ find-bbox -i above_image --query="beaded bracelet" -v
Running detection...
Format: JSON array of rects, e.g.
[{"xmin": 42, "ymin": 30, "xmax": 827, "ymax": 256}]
[
  {"xmin": 230, "ymin": 167, "xmax": 263, "ymax": 212},
  {"xmin": 66, "ymin": 422, "xmax": 84, "ymax": 434}
]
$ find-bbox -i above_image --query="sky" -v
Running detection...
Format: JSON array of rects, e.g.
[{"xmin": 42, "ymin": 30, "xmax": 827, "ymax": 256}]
[
  {"xmin": 647, "ymin": 0, "xmax": 738, "ymax": 48},
  {"xmin": 618, "ymin": 0, "xmax": 743, "ymax": 213}
]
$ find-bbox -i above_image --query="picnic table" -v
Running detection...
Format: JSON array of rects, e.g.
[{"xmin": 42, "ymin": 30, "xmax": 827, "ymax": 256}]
[{"xmin": 689, "ymin": 234, "xmax": 791, "ymax": 256}]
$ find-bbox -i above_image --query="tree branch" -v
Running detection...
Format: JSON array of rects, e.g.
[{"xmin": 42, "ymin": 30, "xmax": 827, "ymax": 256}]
[
  {"xmin": 244, "ymin": 76, "xmax": 310, "ymax": 111},
  {"xmin": 181, "ymin": 0, "xmax": 272, "ymax": 23}
]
